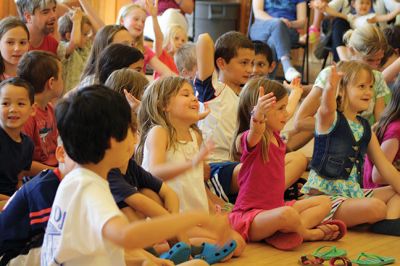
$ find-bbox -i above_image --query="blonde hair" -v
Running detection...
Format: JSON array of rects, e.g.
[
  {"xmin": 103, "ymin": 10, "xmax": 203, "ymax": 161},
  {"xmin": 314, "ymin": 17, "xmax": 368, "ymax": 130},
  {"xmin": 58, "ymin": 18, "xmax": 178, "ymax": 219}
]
[
  {"xmin": 163, "ymin": 24, "xmax": 187, "ymax": 53},
  {"xmin": 174, "ymin": 43, "xmax": 196, "ymax": 74},
  {"xmin": 117, "ymin": 3, "xmax": 145, "ymax": 52},
  {"xmin": 231, "ymin": 77, "xmax": 288, "ymax": 162},
  {"xmin": 136, "ymin": 76, "xmax": 200, "ymax": 164},
  {"xmin": 105, "ymin": 68, "xmax": 149, "ymax": 100},
  {"xmin": 343, "ymin": 24, "xmax": 387, "ymax": 57},
  {"xmin": 336, "ymin": 60, "xmax": 375, "ymax": 112}
]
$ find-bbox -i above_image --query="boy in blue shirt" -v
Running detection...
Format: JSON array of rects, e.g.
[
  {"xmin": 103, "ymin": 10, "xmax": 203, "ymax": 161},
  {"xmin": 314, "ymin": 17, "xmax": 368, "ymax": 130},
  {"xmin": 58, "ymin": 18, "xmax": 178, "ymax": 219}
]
[{"xmin": 0, "ymin": 78, "xmax": 35, "ymax": 206}]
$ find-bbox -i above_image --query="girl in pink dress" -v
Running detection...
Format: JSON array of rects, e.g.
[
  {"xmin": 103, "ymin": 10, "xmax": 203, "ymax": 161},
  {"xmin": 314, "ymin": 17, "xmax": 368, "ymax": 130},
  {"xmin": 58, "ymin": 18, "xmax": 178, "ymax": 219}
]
[{"xmin": 229, "ymin": 77, "xmax": 347, "ymax": 250}]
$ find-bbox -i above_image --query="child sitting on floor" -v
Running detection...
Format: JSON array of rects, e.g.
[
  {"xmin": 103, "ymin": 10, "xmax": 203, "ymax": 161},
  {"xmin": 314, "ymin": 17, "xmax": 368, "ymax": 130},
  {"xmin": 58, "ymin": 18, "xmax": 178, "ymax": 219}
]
[
  {"xmin": 18, "ymin": 51, "xmax": 64, "ymax": 176},
  {"xmin": 0, "ymin": 78, "xmax": 34, "ymax": 206},
  {"xmin": 41, "ymin": 84, "xmax": 231, "ymax": 265},
  {"xmin": 302, "ymin": 61, "xmax": 400, "ymax": 236},
  {"xmin": 229, "ymin": 77, "xmax": 346, "ymax": 250}
]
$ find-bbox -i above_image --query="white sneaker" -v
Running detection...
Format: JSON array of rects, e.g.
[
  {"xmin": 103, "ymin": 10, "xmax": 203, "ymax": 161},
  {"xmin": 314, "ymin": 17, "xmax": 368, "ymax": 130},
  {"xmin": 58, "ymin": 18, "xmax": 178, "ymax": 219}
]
[{"xmin": 284, "ymin": 67, "xmax": 301, "ymax": 82}]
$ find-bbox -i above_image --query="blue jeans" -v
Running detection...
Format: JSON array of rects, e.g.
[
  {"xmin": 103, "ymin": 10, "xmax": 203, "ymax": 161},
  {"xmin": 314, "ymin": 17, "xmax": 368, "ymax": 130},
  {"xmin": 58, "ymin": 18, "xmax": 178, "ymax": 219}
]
[{"xmin": 250, "ymin": 18, "xmax": 299, "ymax": 60}]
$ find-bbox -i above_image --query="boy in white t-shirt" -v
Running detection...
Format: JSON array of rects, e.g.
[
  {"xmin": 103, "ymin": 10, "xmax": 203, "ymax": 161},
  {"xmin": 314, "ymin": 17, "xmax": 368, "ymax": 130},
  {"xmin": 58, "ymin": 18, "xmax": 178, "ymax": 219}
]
[{"xmin": 41, "ymin": 84, "xmax": 231, "ymax": 266}]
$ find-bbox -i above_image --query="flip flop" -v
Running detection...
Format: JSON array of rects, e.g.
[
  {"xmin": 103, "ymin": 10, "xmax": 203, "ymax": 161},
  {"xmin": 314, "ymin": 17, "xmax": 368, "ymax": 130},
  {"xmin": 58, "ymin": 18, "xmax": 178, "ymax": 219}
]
[
  {"xmin": 194, "ymin": 240, "xmax": 237, "ymax": 265},
  {"xmin": 351, "ymin": 252, "xmax": 395, "ymax": 266},
  {"xmin": 318, "ymin": 219, "xmax": 347, "ymax": 241},
  {"xmin": 265, "ymin": 231, "xmax": 303, "ymax": 250},
  {"xmin": 329, "ymin": 256, "xmax": 352, "ymax": 266},
  {"xmin": 160, "ymin": 242, "xmax": 191, "ymax": 264},
  {"xmin": 299, "ymin": 254, "xmax": 325, "ymax": 265},
  {"xmin": 312, "ymin": 246, "xmax": 347, "ymax": 260}
]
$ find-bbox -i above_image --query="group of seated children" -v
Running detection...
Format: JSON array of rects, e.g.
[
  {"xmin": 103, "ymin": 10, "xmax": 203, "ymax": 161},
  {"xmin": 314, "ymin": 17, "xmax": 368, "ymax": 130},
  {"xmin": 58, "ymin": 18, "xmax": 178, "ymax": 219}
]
[{"xmin": 1, "ymin": 0, "xmax": 400, "ymax": 265}]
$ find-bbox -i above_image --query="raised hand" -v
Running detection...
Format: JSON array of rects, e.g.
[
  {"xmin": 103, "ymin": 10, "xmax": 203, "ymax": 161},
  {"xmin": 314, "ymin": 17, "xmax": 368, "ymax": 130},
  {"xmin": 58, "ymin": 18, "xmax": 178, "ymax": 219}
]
[
  {"xmin": 326, "ymin": 63, "xmax": 343, "ymax": 93},
  {"xmin": 252, "ymin": 87, "xmax": 276, "ymax": 123},
  {"xmin": 124, "ymin": 89, "xmax": 141, "ymax": 113},
  {"xmin": 145, "ymin": 0, "xmax": 159, "ymax": 17},
  {"xmin": 284, "ymin": 77, "xmax": 303, "ymax": 95}
]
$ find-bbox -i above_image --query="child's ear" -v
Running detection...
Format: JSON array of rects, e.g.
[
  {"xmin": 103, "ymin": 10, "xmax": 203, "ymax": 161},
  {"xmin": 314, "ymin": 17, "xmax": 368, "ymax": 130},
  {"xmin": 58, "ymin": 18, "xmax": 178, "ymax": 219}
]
[
  {"xmin": 31, "ymin": 103, "xmax": 37, "ymax": 117},
  {"xmin": 216, "ymin": 57, "xmax": 225, "ymax": 70},
  {"xmin": 65, "ymin": 32, "xmax": 71, "ymax": 41},
  {"xmin": 55, "ymin": 145, "xmax": 66, "ymax": 164},
  {"xmin": 268, "ymin": 62, "xmax": 276, "ymax": 74},
  {"xmin": 46, "ymin": 77, "xmax": 56, "ymax": 90}
]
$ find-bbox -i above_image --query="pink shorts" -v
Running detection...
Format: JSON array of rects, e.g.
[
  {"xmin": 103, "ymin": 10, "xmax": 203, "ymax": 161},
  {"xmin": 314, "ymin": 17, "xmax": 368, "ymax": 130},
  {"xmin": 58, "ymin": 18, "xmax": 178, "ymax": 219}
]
[{"xmin": 229, "ymin": 201, "xmax": 296, "ymax": 242}]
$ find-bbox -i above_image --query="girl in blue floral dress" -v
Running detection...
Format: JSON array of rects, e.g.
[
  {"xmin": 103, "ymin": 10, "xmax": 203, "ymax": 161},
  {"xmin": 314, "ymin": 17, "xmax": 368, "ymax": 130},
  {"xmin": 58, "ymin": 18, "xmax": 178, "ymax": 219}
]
[{"xmin": 302, "ymin": 61, "xmax": 400, "ymax": 234}]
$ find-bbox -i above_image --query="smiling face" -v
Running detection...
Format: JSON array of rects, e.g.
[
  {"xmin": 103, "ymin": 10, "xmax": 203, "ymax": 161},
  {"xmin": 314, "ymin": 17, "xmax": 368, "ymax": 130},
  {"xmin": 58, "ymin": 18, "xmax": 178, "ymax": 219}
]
[
  {"xmin": 165, "ymin": 82, "xmax": 200, "ymax": 125},
  {"xmin": 265, "ymin": 94, "xmax": 289, "ymax": 132},
  {"xmin": 121, "ymin": 8, "xmax": 146, "ymax": 38},
  {"xmin": 344, "ymin": 69, "xmax": 374, "ymax": 113},
  {"xmin": 27, "ymin": 2, "xmax": 57, "ymax": 35},
  {"xmin": 0, "ymin": 26, "xmax": 29, "ymax": 70},
  {"xmin": 0, "ymin": 84, "xmax": 34, "ymax": 135}
]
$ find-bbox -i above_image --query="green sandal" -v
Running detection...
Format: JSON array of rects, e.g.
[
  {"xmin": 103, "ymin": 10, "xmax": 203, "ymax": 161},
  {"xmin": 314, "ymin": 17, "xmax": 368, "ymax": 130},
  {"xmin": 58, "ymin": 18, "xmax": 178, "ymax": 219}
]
[
  {"xmin": 312, "ymin": 246, "xmax": 347, "ymax": 260},
  {"xmin": 351, "ymin": 252, "xmax": 395, "ymax": 266}
]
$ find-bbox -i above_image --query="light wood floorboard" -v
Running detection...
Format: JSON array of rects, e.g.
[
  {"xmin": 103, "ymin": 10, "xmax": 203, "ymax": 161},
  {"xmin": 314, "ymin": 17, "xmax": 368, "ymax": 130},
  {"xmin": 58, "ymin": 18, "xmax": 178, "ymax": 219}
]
[{"xmin": 216, "ymin": 229, "xmax": 400, "ymax": 265}]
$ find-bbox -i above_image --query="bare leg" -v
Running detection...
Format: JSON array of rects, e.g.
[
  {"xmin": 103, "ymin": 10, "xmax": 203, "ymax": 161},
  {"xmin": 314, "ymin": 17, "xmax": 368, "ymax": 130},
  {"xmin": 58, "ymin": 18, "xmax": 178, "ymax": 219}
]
[
  {"xmin": 292, "ymin": 196, "xmax": 337, "ymax": 241},
  {"xmin": 373, "ymin": 186, "xmax": 400, "ymax": 219},
  {"xmin": 285, "ymin": 151, "xmax": 308, "ymax": 188},
  {"xmin": 248, "ymin": 206, "xmax": 302, "ymax": 241},
  {"xmin": 333, "ymin": 197, "xmax": 387, "ymax": 227}
]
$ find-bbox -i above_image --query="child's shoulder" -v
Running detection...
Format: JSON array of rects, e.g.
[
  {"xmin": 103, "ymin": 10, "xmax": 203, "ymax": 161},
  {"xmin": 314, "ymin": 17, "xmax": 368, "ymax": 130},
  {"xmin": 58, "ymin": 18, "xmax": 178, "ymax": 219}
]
[{"xmin": 147, "ymin": 125, "xmax": 170, "ymax": 144}]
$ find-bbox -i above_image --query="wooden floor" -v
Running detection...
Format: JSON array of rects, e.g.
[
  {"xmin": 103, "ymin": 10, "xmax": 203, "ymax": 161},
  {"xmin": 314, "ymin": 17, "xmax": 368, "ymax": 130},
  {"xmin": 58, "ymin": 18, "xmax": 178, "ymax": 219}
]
[{"xmin": 216, "ymin": 228, "xmax": 400, "ymax": 265}]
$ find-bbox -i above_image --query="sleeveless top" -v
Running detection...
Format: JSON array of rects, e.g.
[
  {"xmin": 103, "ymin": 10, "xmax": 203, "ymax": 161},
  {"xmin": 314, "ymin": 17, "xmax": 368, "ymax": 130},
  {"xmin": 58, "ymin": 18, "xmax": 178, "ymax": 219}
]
[{"xmin": 142, "ymin": 128, "xmax": 209, "ymax": 213}]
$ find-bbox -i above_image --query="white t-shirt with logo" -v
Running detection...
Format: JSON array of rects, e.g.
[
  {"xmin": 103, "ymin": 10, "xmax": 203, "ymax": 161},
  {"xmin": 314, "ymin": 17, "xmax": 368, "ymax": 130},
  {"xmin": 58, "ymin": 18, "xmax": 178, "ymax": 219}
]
[{"xmin": 41, "ymin": 168, "xmax": 125, "ymax": 266}]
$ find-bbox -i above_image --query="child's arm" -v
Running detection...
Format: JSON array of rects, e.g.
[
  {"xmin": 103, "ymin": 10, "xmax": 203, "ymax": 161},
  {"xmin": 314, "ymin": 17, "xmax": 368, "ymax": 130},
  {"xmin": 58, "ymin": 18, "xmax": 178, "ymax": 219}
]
[
  {"xmin": 149, "ymin": 57, "xmax": 177, "ymax": 77},
  {"xmin": 78, "ymin": 0, "xmax": 105, "ymax": 33},
  {"xmin": 158, "ymin": 183, "xmax": 180, "ymax": 214},
  {"xmin": 124, "ymin": 193, "xmax": 171, "ymax": 217},
  {"xmin": 316, "ymin": 65, "xmax": 342, "ymax": 133},
  {"xmin": 26, "ymin": 161, "xmax": 55, "ymax": 177},
  {"xmin": 145, "ymin": 126, "xmax": 213, "ymax": 181},
  {"xmin": 175, "ymin": 0, "xmax": 194, "ymax": 14},
  {"xmin": 65, "ymin": 8, "xmax": 83, "ymax": 57},
  {"xmin": 247, "ymin": 88, "xmax": 276, "ymax": 148},
  {"xmin": 383, "ymin": 56, "xmax": 400, "ymax": 83},
  {"xmin": 310, "ymin": 0, "xmax": 348, "ymax": 20},
  {"xmin": 146, "ymin": 0, "xmax": 164, "ymax": 57},
  {"xmin": 368, "ymin": 133, "xmax": 400, "ymax": 193},
  {"xmin": 374, "ymin": 97, "xmax": 386, "ymax": 122},
  {"xmin": 284, "ymin": 78, "xmax": 303, "ymax": 120},
  {"xmin": 367, "ymin": 8, "xmax": 400, "ymax": 24},
  {"xmin": 102, "ymin": 211, "xmax": 231, "ymax": 249},
  {"xmin": 372, "ymin": 138, "xmax": 399, "ymax": 185},
  {"xmin": 196, "ymin": 33, "xmax": 214, "ymax": 81},
  {"xmin": 0, "ymin": 194, "xmax": 10, "ymax": 201}
]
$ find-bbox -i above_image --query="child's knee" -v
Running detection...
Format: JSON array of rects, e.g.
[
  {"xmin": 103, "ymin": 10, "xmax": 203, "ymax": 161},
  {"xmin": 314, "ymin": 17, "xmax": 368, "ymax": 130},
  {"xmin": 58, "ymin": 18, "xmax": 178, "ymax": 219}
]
[
  {"xmin": 278, "ymin": 206, "xmax": 301, "ymax": 226},
  {"xmin": 367, "ymin": 198, "xmax": 387, "ymax": 223}
]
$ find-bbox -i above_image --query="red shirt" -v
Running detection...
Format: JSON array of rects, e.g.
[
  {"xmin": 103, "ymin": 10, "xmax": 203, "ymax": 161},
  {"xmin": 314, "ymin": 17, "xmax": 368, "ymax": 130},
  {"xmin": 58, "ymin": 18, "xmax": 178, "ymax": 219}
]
[
  {"xmin": 29, "ymin": 35, "xmax": 58, "ymax": 55},
  {"xmin": 154, "ymin": 49, "xmax": 179, "ymax": 79},
  {"xmin": 22, "ymin": 103, "xmax": 58, "ymax": 167}
]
